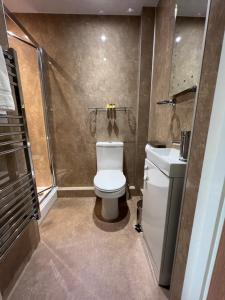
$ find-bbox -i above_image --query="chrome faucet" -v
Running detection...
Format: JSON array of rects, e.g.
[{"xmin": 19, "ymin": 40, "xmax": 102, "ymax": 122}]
[{"xmin": 179, "ymin": 131, "xmax": 191, "ymax": 161}]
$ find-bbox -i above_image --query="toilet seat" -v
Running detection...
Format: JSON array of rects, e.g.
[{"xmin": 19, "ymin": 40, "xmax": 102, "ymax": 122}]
[{"xmin": 94, "ymin": 170, "xmax": 126, "ymax": 193}]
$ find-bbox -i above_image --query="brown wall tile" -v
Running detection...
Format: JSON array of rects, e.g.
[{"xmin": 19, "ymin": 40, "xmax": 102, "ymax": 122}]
[
  {"xmin": 13, "ymin": 13, "xmax": 154, "ymax": 189},
  {"xmin": 135, "ymin": 8, "xmax": 155, "ymax": 189},
  {"xmin": 148, "ymin": 0, "xmax": 176, "ymax": 145},
  {"xmin": 0, "ymin": 1, "xmax": 8, "ymax": 49},
  {"xmin": 0, "ymin": 221, "xmax": 40, "ymax": 299},
  {"xmin": 14, "ymin": 14, "xmax": 141, "ymax": 187},
  {"xmin": 207, "ymin": 222, "xmax": 225, "ymax": 299}
]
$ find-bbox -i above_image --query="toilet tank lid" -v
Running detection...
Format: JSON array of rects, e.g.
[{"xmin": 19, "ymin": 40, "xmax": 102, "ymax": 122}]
[{"xmin": 96, "ymin": 142, "xmax": 124, "ymax": 147}]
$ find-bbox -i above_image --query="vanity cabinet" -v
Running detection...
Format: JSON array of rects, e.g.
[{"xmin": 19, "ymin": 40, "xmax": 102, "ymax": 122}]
[{"xmin": 142, "ymin": 157, "xmax": 185, "ymax": 286}]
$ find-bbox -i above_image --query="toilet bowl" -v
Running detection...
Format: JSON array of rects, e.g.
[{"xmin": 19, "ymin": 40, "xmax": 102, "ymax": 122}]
[
  {"xmin": 94, "ymin": 142, "xmax": 126, "ymax": 220},
  {"xmin": 94, "ymin": 170, "xmax": 126, "ymax": 219}
]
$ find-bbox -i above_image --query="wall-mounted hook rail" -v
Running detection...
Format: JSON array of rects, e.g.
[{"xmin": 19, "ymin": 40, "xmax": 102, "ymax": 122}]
[{"xmin": 88, "ymin": 106, "xmax": 132, "ymax": 112}]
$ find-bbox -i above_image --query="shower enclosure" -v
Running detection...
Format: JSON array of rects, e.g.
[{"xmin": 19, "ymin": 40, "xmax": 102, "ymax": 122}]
[{"xmin": 5, "ymin": 10, "xmax": 56, "ymax": 205}]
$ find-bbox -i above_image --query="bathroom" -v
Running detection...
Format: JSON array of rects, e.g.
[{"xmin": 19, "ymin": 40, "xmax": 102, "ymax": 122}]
[{"xmin": 0, "ymin": 0, "xmax": 225, "ymax": 299}]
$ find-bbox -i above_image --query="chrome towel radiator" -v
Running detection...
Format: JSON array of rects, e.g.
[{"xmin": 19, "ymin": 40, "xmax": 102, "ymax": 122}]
[{"xmin": 0, "ymin": 48, "xmax": 40, "ymax": 258}]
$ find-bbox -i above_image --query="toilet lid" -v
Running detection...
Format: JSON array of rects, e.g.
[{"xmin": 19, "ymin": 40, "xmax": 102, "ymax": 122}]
[{"xmin": 94, "ymin": 170, "xmax": 126, "ymax": 192}]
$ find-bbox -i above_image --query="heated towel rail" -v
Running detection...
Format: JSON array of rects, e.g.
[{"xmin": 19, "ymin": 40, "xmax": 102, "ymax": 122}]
[{"xmin": 0, "ymin": 48, "xmax": 40, "ymax": 258}]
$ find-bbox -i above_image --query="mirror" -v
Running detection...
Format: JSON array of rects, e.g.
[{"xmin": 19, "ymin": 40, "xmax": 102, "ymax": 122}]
[
  {"xmin": 170, "ymin": 0, "xmax": 208, "ymax": 97},
  {"xmin": 168, "ymin": 0, "xmax": 209, "ymax": 142}
]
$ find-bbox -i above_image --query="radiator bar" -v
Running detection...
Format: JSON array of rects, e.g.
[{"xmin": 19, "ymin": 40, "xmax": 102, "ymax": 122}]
[
  {"xmin": 0, "ymin": 115, "xmax": 23, "ymax": 119},
  {"xmin": 0, "ymin": 177, "xmax": 33, "ymax": 206},
  {"xmin": 0, "ymin": 172, "xmax": 31, "ymax": 194},
  {"xmin": 0, "ymin": 131, "xmax": 25, "ymax": 137},
  {"xmin": 0, "ymin": 187, "xmax": 34, "ymax": 215},
  {"xmin": 0, "ymin": 212, "xmax": 35, "ymax": 257},
  {"xmin": 0, "ymin": 145, "xmax": 28, "ymax": 156},
  {"xmin": 0, "ymin": 139, "xmax": 26, "ymax": 147},
  {"xmin": 0, "ymin": 123, "xmax": 24, "ymax": 127},
  {"xmin": 0, "ymin": 201, "xmax": 35, "ymax": 237}
]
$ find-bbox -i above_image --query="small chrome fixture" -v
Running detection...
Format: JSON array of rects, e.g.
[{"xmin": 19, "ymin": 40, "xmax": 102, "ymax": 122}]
[
  {"xmin": 179, "ymin": 130, "xmax": 191, "ymax": 161},
  {"xmin": 157, "ymin": 85, "xmax": 197, "ymax": 107},
  {"xmin": 157, "ymin": 99, "xmax": 176, "ymax": 106},
  {"xmin": 88, "ymin": 106, "xmax": 132, "ymax": 113}
]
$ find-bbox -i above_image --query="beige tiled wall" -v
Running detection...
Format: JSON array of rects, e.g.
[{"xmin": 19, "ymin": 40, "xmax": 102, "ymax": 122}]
[
  {"xmin": 13, "ymin": 13, "xmax": 154, "ymax": 189},
  {"xmin": 0, "ymin": 0, "xmax": 8, "ymax": 49},
  {"xmin": 148, "ymin": 0, "xmax": 176, "ymax": 145},
  {"xmin": 135, "ymin": 8, "xmax": 155, "ymax": 189}
]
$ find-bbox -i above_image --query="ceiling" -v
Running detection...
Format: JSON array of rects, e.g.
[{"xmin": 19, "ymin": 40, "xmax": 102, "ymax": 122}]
[
  {"xmin": 3, "ymin": 0, "xmax": 159, "ymax": 15},
  {"xmin": 4, "ymin": 0, "xmax": 209, "ymax": 17},
  {"xmin": 177, "ymin": 0, "xmax": 208, "ymax": 17}
]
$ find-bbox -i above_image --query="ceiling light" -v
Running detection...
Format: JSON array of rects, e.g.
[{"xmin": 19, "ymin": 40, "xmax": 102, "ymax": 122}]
[
  {"xmin": 128, "ymin": 8, "xmax": 134, "ymax": 13},
  {"xmin": 99, "ymin": 10, "xmax": 104, "ymax": 14},
  {"xmin": 101, "ymin": 34, "xmax": 107, "ymax": 42},
  {"xmin": 175, "ymin": 36, "xmax": 182, "ymax": 43},
  {"xmin": 103, "ymin": 57, "xmax": 107, "ymax": 62}
]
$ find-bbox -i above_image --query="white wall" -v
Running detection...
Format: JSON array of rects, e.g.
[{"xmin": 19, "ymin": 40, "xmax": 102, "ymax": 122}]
[{"xmin": 182, "ymin": 31, "xmax": 225, "ymax": 300}]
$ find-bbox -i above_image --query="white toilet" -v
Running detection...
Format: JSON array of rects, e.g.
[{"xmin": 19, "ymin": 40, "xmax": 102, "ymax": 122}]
[{"xmin": 94, "ymin": 142, "xmax": 126, "ymax": 220}]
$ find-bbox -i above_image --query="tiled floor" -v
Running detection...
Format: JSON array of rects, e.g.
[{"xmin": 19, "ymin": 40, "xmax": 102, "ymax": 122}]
[{"xmin": 8, "ymin": 197, "xmax": 168, "ymax": 300}]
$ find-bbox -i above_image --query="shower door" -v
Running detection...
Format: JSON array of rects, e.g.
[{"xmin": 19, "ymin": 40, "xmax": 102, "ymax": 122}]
[{"xmin": 6, "ymin": 16, "xmax": 55, "ymax": 204}]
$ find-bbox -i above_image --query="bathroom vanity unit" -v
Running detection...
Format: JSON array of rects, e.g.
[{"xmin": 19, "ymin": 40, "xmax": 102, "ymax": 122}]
[{"xmin": 142, "ymin": 145, "xmax": 186, "ymax": 286}]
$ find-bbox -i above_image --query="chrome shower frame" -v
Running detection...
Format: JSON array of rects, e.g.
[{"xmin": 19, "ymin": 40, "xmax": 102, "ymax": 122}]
[{"xmin": 4, "ymin": 6, "xmax": 56, "ymax": 196}]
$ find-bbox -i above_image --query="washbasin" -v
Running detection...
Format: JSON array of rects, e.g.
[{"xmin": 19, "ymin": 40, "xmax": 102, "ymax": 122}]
[{"xmin": 145, "ymin": 145, "xmax": 187, "ymax": 177}]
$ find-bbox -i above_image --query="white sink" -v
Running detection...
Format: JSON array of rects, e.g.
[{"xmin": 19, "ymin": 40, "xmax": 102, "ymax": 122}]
[{"xmin": 145, "ymin": 145, "xmax": 187, "ymax": 177}]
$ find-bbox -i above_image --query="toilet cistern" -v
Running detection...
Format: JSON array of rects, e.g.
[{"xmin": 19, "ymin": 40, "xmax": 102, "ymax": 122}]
[{"xmin": 94, "ymin": 142, "xmax": 126, "ymax": 220}]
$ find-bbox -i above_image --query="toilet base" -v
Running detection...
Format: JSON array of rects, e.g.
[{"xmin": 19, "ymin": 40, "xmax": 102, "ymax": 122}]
[{"xmin": 102, "ymin": 198, "xmax": 118, "ymax": 220}]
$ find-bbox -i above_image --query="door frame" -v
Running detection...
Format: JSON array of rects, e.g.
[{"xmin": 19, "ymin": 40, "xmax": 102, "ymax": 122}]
[{"xmin": 182, "ymin": 31, "xmax": 225, "ymax": 300}]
